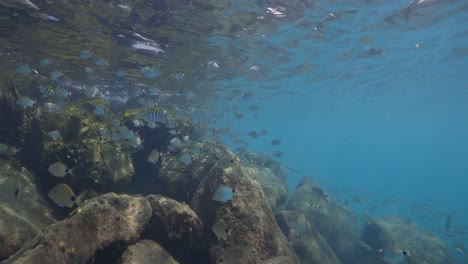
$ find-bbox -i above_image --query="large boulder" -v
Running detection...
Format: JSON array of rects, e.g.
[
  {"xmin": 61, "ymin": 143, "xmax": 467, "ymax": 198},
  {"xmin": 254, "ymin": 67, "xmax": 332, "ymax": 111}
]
[
  {"xmin": 2, "ymin": 193, "xmax": 151, "ymax": 264},
  {"xmin": 237, "ymin": 150, "xmax": 288, "ymax": 210},
  {"xmin": 361, "ymin": 215, "xmax": 452, "ymax": 264},
  {"xmin": 286, "ymin": 177, "xmax": 361, "ymax": 263},
  {"xmin": 119, "ymin": 240, "xmax": 179, "ymax": 264},
  {"xmin": 186, "ymin": 141, "xmax": 299, "ymax": 264},
  {"xmin": 0, "ymin": 160, "xmax": 56, "ymax": 261},
  {"xmin": 142, "ymin": 195, "xmax": 204, "ymax": 263}
]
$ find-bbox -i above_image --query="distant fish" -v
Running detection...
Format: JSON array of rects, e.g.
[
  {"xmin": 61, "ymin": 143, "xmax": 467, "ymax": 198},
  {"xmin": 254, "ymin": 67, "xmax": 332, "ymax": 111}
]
[
  {"xmin": 1, "ymin": 0, "xmax": 40, "ymax": 10},
  {"xmin": 146, "ymin": 107, "xmax": 166, "ymax": 123},
  {"xmin": 93, "ymin": 104, "xmax": 106, "ymax": 116},
  {"xmin": 248, "ymin": 131, "xmax": 258, "ymax": 139},
  {"xmin": 94, "ymin": 58, "xmax": 109, "ymax": 66},
  {"xmin": 217, "ymin": 158, "xmax": 233, "ymax": 170},
  {"xmin": 16, "ymin": 96, "xmax": 35, "ymax": 108},
  {"xmin": 212, "ymin": 184, "xmax": 234, "ymax": 203},
  {"xmin": 178, "ymin": 154, "xmax": 192, "ymax": 165},
  {"xmin": 140, "ymin": 66, "xmax": 160, "ymax": 78},
  {"xmin": 174, "ymin": 72, "xmax": 184, "ymax": 81},
  {"xmin": 132, "ymin": 41, "xmax": 165, "ymax": 55},
  {"xmin": 285, "ymin": 166, "xmax": 300, "ymax": 173},
  {"xmin": 242, "ymin": 92, "xmax": 254, "ymax": 101},
  {"xmin": 146, "ymin": 86, "xmax": 160, "ymax": 96},
  {"xmin": 0, "ymin": 177, "xmax": 21, "ymax": 205},
  {"xmin": 47, "ymin": 130, "xmax": 60, "ymax": 141},
  {"xmin": 39, "ymin": 85, "xmax": 55, "ymax": 97},
  {"xmin": 273, "ymin": 150, "xmax": 282, "ymax": 157},
  {"xmin": 115, "ymin": 70, "xmax": 127, "ymax": 77},
  {"xmin": 84, "ymin": 67, "xmax": 93, "ymax": 74},
  {"xmin": 38, "ymin": 59, "xmax": 52, "ymax": 66},
  {"xmin": 55, "ymin": 88, "xmax": 70, "ymax": 98},
  {"xmin": 445, "ymin": 214, "xmax": 452, "ymax": 231},
  {"xmin": 147, "ymin": 149, "xmax": 160, "ymax": 164},
  {"xmin": 79, "ymin": 50, "xmax": 93, "ymax": 60},
  {"xmin": 258, "ymin": 129, "xmax": 269, "ymax": 136},
  {"xmin": 271, "ymin": 139, "xmax": 282, "ymax": 145},
  {"xmin": 49, "ymin": 70, "xmax": 62, "ymax": 80},
  {"xmin": 16, "ymin": 64, "xmax": 32, "ymax": 75},
  {"xmin": 47, "ymin": 183, "xmax": 76, "ymax": 208},
  {"xmin": 455, "ymin": 246, "xmax": 465, "ymax": 253},
  {"xmin": 212, "ymin": 219, "xmax": 231, "ymax": 241},
  {"xmin": 48, "ymin": 162, "xmax": 76, "ymax": 177},
  {"xmin": 0, "ymin": 143, "xmax": 18, "ymax": 156},
  {"xmin": 127, "ymin": 134, "xmax": 143, "ymax": 149},
  {"xmin": 169, "ymin": 137, "xmax": 181, "ymax": 147}
]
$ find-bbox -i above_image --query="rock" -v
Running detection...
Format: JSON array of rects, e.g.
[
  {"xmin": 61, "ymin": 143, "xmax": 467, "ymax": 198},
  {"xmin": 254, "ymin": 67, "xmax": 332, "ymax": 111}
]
[
  {"xmin": 18, "ymin": 98, "xmax": 135, "ymax": 192},
  {"xmin": 238, "ymin": 150, "xmax": 288, "ymax": 210},
  {"xmin": 187, "ymin": 142, "xmax": 299, "ymax": 264},
  {"xmin": 2, "ymin": 193, "xmax": 151, "ymax": 264},
  {"xmin": 361, "ymin": 215, "xmax": 452, "ymax": 264},
  {"xmin": 287, "ymin": 177, "xmax": 361, "ymax": 263},
  {"xmin": 119, "ymin": 240, "xmax": 178, "ymax": 264},
  {"xmin": 142, "ymin": 195, "xmax": 204, "ymax": 263},
  {"xmin": 274, "ymin": 211, "xmax": 340, "ymax": 264},
  {"xmin": 0, "ymin": 160, "xmax": 56, "ymax": 261}
]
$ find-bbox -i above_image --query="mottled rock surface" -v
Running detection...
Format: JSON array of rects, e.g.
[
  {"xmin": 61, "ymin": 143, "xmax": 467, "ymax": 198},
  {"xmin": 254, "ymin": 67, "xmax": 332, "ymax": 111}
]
[
  {"xmin": 2, "ymin": 193, "xmax": 151, "ymax": 264},
  {"xmin": 0, "ymin": 161, "xmax": 56, "ymax": 261},
  {"xmin": 143, "ymin": 195, "xmax": 204, "ymax": 263},
  {"xmin": 185, "ymin": 142, "xmax": 299, "ymax": 264},
  {"xmin": 238, "ymin": 150, "xmax": 288, "ymax": 210},
  {"xmin": 287, "ymin": 177, "xmax": 360, "ymax": 264},
  {"xmin": 275, "ymin": 210, "xmax": 340, "ymax": 264},
  {"xmin": 362, "ymin": 215, "xmax": 452, "ymax": 264},
  {"xmin": 119, "ymin": 240, "xmax": 179, "ymax": 264}
]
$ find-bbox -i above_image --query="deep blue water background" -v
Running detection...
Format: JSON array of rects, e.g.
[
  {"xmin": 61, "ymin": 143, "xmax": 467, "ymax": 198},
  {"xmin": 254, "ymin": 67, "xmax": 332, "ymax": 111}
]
[{"xmin": 211, "ymin": 0, "xmax": 468, "ymax": 257}]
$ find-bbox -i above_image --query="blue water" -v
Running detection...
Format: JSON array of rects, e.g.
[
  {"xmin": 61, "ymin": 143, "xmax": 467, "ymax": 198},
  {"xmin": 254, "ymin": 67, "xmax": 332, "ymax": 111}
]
[
  {"xmin": 209, "ymin": 0, "xmax": 468, "ymax": 258},
  {"xmin": 2, "ymin": 0, "xmax": 468, "ymax": 262}
]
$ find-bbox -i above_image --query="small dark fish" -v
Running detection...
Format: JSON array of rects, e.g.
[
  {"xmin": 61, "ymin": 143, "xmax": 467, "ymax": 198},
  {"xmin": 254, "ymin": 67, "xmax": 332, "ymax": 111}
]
[
  {"xmin": 285, "ymin": 166, "xmax": 300, "ymax": 173},
  {"xmin": 445, "ymin": 214, "xmax": 452, "ymax": 231},
  {"xmin": 353, "ymin": 197, "xmax": 362, "ymax": 204},
  {"xmin": 235, "ymin": 113, "xmax": 244, "ymax": 119},
  {"xmin": 248, "ymin": 131, "xmax": 258, "ymax": 139},
  {"xmin": 242, "ymin": 92, "xmax": 254, "ymax": 101},
  {"xmin": 273, "ymin": 150, "xmax": 282, "ymax": 157},
  {"xmin": 271, "ymin": 139, "xmax": 282, "ymax": 145},
  {"xmin": 258, "ymin": 129, "xmax": 269, "ymax": 136},
  {"xmin": 249, "ymin": 105, "xmax": 259, "ymax": 112}
]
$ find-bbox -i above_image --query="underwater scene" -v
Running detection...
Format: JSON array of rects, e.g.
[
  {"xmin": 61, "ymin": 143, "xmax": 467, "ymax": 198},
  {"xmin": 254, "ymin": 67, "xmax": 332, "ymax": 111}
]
[{"xmin": 0, "ymin": 0, "xmax": 467, "ymax": 263}]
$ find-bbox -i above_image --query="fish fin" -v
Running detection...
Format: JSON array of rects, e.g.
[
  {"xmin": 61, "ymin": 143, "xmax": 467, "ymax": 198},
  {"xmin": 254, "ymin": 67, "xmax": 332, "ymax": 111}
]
[{"xmin": 75, "ymin": 190, "xmax": 89, "ymax": 206}]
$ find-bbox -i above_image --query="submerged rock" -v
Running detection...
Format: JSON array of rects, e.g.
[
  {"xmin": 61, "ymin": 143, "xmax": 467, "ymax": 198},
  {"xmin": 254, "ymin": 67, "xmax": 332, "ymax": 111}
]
[
  {"xmin": 287, "ymin": 177, "xmax": 361, "ymax": 264},
  {"xmin": 19, "ymin": 98, "xmax": 135, "ymax": 192},
  {"xmin": 0, "ymin": 160, "xmax": 56, "ymax": 261},
  {"xmin": 186, "ymin": 142, "xmax": 299, "ymax": 264},
  {"xmin": 119, "ymin": 240, "xmax": 178, "ymax": 264},
  {"xmin": 2, "ymin": 193, "xmax": 151, "ymax": 264},
  {"xmin": 275, "ymin": 210, "xmax": 340, "ymax": 264},
  {"xmin": 361, "ymin": 215, "xmax": 452, "ymax": 264},
  {"xmin": 142, "ymin": 195, "xmax": 204, "ymax": 263},
  {"xmin": 238, "ymin": 150, "xmax": 288, "ymax": 210}
]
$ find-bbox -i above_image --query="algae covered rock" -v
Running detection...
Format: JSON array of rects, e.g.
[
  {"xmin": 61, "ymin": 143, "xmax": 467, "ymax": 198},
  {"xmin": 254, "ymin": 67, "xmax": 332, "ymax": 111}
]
[
  {"xmin": 274, "ymin": 210, "xmax": 340, "ymax": 264},
  {"xmin": 143, "ymin": 195, "xmax": 204, "ymax": 263},
  {"xmin": 186, "ymin": 142, "xmax": 299, "ymax": 264},
  {"xmin": 0, "ymin": 160, "xmax": 56, "ymax": 261},
  {"xmin": 287, "ymin": 177, "xmax": 361, "ymax": 264},
  {"xmin": 19, "ymin": 98, "xmax": 135, "ymax": 192},
  {"xmin": 361, "ymin": 215, "xmax": 452, "ymax": 264},
  {"xmin": 2, "ymin": 193, "xmax": 151, "ymax": 264},
  {"xmin": 238, "ymin": 150, "xmax": 288, "ymax": 210},
  {"xmin": 119, "ymin": 240, "xmax": 179, "ymax": 264}
]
